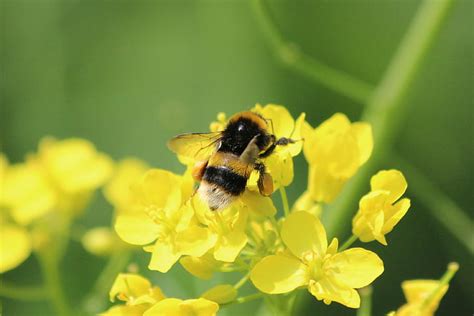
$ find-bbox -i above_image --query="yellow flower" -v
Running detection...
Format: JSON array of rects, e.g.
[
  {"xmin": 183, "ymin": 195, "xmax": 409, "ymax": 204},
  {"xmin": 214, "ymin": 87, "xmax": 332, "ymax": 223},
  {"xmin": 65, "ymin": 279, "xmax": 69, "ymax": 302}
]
[
  {"xmin": 37, "ymin": 138, "xmax": 113, "ymax": 193},
  {"xmin": 390, "ymin": 263, "xmax": 458, "ymax": 316},
  {"xmin": 303, "ymin": 113, "xmax": 373, "ymax": 203},
  {"xmin": 102, "ymin": 273, "xmax": 165, "ymax": 315},
  {"xmin": 0, "ymin": 224, "xmax": 32, "ymax": 273},
  {"xmin": 104, "ymin": 158, "xmax": 149, "ymax": 213},
  {"xmin": 191, "ymin": 195, "xmax": 247, "ymax": 262},
  {"xmin": 395, "ymin": 281, "xmax": 448, "ymax": 316},
  {"xmin": 352, "ymin": 169, "xmax": 411, "ymax": 245},
  {"xmin": 2, "ymin": 160, "xmax": 56, "ymax": 225},
  {"xmin": 115, "ymin": 169, "xmax": 214, "ymax": 272},
  {"xmin": 250, "ymin": 211, "xmax": 383, "ymax": 308},
  {"xmin": 246, "ymin": 217, "xmax": 284, "ymax": 265},
  {"xmin": 250, "ymin": 104, "xmax": 306, "ymax": 189},
  {"xmin": 144, "ymin": 298, "xmax": 219, "ymax": 316}
]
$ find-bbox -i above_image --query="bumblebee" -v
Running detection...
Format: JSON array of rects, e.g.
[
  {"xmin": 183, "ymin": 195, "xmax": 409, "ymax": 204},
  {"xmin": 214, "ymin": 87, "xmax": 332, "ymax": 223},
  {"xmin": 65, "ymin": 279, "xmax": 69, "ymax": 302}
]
[{"xmin": 168, "ymin": 111, "xmax": 296, "ymax": 211}]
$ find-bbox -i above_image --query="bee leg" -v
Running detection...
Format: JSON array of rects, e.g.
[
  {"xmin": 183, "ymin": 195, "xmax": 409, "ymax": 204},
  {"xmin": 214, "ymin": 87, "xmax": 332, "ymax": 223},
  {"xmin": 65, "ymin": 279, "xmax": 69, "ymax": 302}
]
[
  {"xmin": 259, "ymin": 137, "xmax": 299, "ymax": 158},
  {"xmin": 255, "ymin": 163, "xmax": 273, "ymax": 196}
]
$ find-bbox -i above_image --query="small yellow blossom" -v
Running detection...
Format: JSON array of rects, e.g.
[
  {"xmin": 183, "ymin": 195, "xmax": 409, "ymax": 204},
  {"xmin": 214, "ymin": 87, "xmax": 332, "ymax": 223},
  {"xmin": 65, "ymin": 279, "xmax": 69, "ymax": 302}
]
[
  {"xmin": 251, "ymin": 211, "xmax": 383, "ymax": 308},
  {"xmin": 104, "ymin": 158, "xmax": 149, "ymax": 213},
  {"xmin": 82, "ymin": 227, "xmax": 125, "ymax": 256},
  {"xmin": 0, "ymin": 224, "xmax": 32, "ymax": 273},
  {"xmin": 303, "ymin": 113, "xmax": 373, "ymax": 203},
  {"xmin": 2, "ymin": 161, "xmax": 56, "ymax": 225},
  {"xmin": 209, "ymin": 112, "xmax": 227, "ymax": 132},
  {"xmin": 201, "ymin": 284, "xmax": 237, "ymax": 304},
  {"xmin": 115, "ymin": 169, "xmax": 214, "ymax": 272},
  {"xmin": 191, "ymin": 196, "xmax": 247, "ymax": 262},
  {"xmin": 352, "ymin": 169, "xmax": 411, "ymax": 245},
  {"xmin": 102, "ymin": 273, "xmax": 165, "ymax": 315},
  {"xmin": 143, "ymin": 298, "xmax": 219, "ymax": 316},
  {"xmin": 37, "ymin": 138, "xmax": 113, "ymax": 194}
]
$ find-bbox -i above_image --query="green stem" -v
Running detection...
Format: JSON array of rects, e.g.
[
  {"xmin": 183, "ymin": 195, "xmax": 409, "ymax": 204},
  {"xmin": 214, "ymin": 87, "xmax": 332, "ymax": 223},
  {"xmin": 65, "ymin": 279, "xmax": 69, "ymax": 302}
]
[
  {"xmin": 323, "ymin": 0, "xmax": 455, "ymax": 238},
  {"xmin": 390, "ymin": 154, "xmax": 473, "ymax": 254},
  {"xmin": 251, "ymin": 0, "xmax": 373, "ymax": 104},
  {"xmin": 421, "ymin": 262, "xmax": 459, "ymax": 309},
  {"xmin": 81, "ymin": 249, "xmax": 132, "ymax": 314},
  {"xmin": 357, "ymin": 286, "xmax": 373, "ymax": 316},
  {"xmin": 223, "ymin": 292, "xmax": 264, "ymax": 307},
  {"xmin": 279, "ymin": 186, "xmax": 290, "ymax": 217},
  {"xmin": 38, "ymin": 255, "xmax": 73, "ymax": 316},
  {"xmin": 0, "ymin": 281, "xmax": 48, "ymax": 301},
  {"xmin": 233, "ymin": 272, "xmax": 250, "ymax": 290},
  {"xmin": 339, "ymin": 235, "xmax": 358, "ymax": 252}
]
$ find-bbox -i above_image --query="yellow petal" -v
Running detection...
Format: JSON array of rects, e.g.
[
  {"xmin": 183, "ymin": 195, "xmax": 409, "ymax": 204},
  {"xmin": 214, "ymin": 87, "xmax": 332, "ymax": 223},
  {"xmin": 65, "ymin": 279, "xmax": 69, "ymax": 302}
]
[
  {"xmin": 180, "ymin": 254, "xmax": 220, "ymax": 280},
  {"xmin": 326, "ymin": 248, "xmax": 384, "ymax": 288},
  {"xmin": 103, "ymin": 158, "xmax": 149, "ymax": 210},
  {"xmin": 240, "ymin": 190, "xmax": 276, "ymax": 217},
  {"xmin": 382, "ymin": 198, "xmax": 411, "ymax": 234},
  {"xmin": 265, "ymin": 151, "xmax": 294, "ymax": 187},
  {"xmin": 308, "ymin": 277, "xmax": 360, "ymax": 308},
  {"xmin": 307, "ymin": 165, "xmax": 347, "ymax": 204},
  {"xmin": 255, "ymin": 104, "xmax": 294, "ymax": 138},
  {"xmin": 38, "ymin": 138, "xmax": 113, "ymax": 193},
  {"xmin": 138, "ymin": 169, "xmax": 182, "ymax": 212},
  {"xmin": 251, "ymin": 255, "xmax": 307, "ymax": 294},
  {"xmin": 144, "ymin": 298, "xmax": 219, "ymax": 316},
  {"xmin": 350, "ymin": 122, "xmax": 373, "ymax": 165},
  {"xmin": 201, "ymin": 284, "xmax": 237, "ymax": 304},
  {"xmin": 0, "ymin": 225, "xmax": 31, "ymax": 273},
  {"xmin": 281, "ymin": 211, "xmax": 327, "ymax": 259},
  {"xmin": 148, "ymin": 241, "xmax": 180, "ymax": 273},
  {"xmin": 100, "ymin": 304, "xmax": 148, "ymax": 316},
  {"xmin": 144, "ymin": 298, "xmax": 181, "ymax": 315},
  {"xmin": 402, "ymin": 280, "xmax": 448, "ymax": 307},
  {"xmin": 370, "ymin": 170, "xmax": 407, "ymax": 203},
  {"xmin": 3, "ymin": 163, "xmax": 56, "ymax": 225},
  {"xmin": 82, "ymin": 227, "xmax": 120, "ymax": 256},
  {"xmin": 291, "ymin": 190, "xmax": 322, "ymax": 218},
  {"xmin": 213, "ymin": 231, "xmax": 247, "ymax": 262},
  {"xmin": 175, "ymin": 226, "xmax": 216, "ymax": 257},
  {"xmin": 109, "ymin": 273, "xmax": 151, "ymax": 302},
  {"xmin": 115, "ymin": 213, "xmax": 159, "ymax": 245},
  {"xmin": 286, "ymin": 113, "xmax": 306, "ymax": 156}
]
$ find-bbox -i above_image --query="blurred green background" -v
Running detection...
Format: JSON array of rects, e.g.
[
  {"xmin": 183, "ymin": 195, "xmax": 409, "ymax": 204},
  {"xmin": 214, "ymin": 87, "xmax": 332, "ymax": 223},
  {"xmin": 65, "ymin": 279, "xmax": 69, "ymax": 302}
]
[{"xmin": 1, "ymin": 0, "xmax": 472, "ymax": 315}]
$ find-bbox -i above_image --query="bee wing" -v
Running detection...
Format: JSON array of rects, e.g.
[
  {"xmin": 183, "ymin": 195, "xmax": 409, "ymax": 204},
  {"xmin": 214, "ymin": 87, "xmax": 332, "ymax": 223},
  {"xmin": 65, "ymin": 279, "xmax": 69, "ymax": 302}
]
[{"xmin": 167, "ymin": 132, "xmax": 222, "ymax": 161}]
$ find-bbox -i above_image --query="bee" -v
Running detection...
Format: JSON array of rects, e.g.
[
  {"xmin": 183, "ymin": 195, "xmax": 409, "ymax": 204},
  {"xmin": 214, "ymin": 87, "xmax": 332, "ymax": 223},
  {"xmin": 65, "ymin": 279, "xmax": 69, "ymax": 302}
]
[{"xmin": 167, "ymin": 111, "xmax": 296, "ymax": 211}]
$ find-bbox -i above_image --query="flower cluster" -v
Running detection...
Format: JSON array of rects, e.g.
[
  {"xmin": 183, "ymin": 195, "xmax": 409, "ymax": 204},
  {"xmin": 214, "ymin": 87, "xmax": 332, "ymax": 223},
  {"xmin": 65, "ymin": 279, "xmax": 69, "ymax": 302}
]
[
  {"xmin": 0, "ymin": 138, "xmax": 112, "ymax": 272},
  {"xmin": 97, "ymin": 104, "xmax": 429, "ymax": 315},
  {"xmin": 0, "ymin": 104, "xmax": 458, "ymax": 316}
]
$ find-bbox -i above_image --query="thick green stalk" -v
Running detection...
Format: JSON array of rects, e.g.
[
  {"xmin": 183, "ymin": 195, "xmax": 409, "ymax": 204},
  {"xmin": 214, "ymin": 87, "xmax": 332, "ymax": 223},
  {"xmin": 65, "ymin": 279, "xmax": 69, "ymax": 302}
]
[
  {"xmin": 279, "ymin": 186, "xmax": 291, "ymax": 217},
  {"xmin": 38, "ymin": 254, "xmax": 73, "ymax": 316},
  {"xmin": 0, "ymin": 281, "xmax": 48, "ymax": 301},
  {"xmin": 324, "ymin": 0, "xmax": 455, "ymax": 238},
  {"xmin": 357, "ymin": 287, "xmax": 373, "ymax": 316},
  {"xmin": 81, "ymin": 249, "xmax": 132, "ymax": 314},
  {"xmin": 251, "ymin": 0, "xmax": 373, "ymax": 104}
]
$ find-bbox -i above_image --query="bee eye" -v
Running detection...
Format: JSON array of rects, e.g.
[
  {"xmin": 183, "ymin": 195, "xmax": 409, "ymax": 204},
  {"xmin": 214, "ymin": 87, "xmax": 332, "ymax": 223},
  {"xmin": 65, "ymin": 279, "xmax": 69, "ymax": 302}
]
[{"xmin": 237, "ymin": 123, "xmax": 245, "ymax": 132}]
